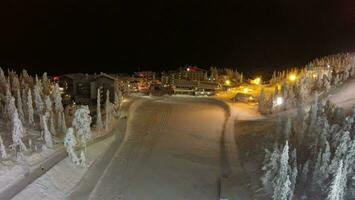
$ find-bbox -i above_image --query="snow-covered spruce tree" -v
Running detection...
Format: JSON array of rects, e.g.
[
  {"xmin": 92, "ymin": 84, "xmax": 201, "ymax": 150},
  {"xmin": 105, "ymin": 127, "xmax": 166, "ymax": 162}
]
[
  {"xmin": 44, "ymin": 95, "xmax": 52, "ymax": 113},
  {"xmin": 16, "ymin": 89, "xmax": 25, "ymax": 123},
  {"xmin": 61, "ymin": 112, "xmax": 67, "ymax": 133},
  {"xmin": 52, "ymin": 83, "xmax": 64, "ymax": 131},
  {"xmin": 33, "ymin": 84, "xmax": 44, "ymax": 115},
  {"xmin": 11, "ymin": 110, "xmax": 27, "ymax": 153},
  {"xmin": 96, "ymin": 88, "xmax": 103, "ymax": 131},
  {"xmin": 0, "ymin": 135, "xmax": 7, "ymax": 159},
  {"xmin": 7, "ymin": 96, "xmax": 17, "ymax": 123},
  {"xmin": 329, "ymin": 131, "xmax": 350, "ymax": 174},
  {"xmin": 261, "ymin": 143, "xmax": 280, "ymax": 194},
  {"xmin": 21, "ymin": 88, "xmax": 28, "ymax": 118},
  {"xmin": 319, "ymin": 141, "xmax": 331, "ymax": 187},
  {"xmin": 300, "ymin": 160, "xmax": 310, "ymax": 186},
  {"xmin": 327, "ymin": 160, "xmax": 347, "ymax": 200},
  {"xmin": 105, "ymin": 90, "xmax": 110, "ymax": 130},
  {"xmin": 42, "ymin": 72, "xmax": 51, "ymax": 96},
  {"xmin": 72, "ymin": 105, "xmax": 92, "ymax": 152},
  {"xmin": 3, "ymin": 88, "xmax": 13, "ymax": 123},
  {"xmin": 289, "ymin": 149, "xmax": 298, "ymax": 200},
  {"xmin": 50, "ymin": 113, "xmax": 56, "ymax": 136},
  {"xmin": 27, "ymin": 89, "xmax": 35, "ymax": 126},
  {"xmin": 64, "ymin": 127, "xmax": 80, "ymax": 165},
  {"xmin": 273, "ymin": 141, "xmax": 292, "ymax": 200},
  {"xmin": 80, "ymin": 150, "xmax": 86, "ymax": 167},
  {"xmin": 42, "ymin": 112, "xmax": 53, "ymax": 148}
]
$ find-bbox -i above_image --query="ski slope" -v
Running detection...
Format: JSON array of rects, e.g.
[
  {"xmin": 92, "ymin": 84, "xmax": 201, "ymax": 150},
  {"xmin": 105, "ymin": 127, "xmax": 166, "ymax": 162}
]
[{"xmin": 329, "ymin": 78, "xmax": 355, "ymax": 111}]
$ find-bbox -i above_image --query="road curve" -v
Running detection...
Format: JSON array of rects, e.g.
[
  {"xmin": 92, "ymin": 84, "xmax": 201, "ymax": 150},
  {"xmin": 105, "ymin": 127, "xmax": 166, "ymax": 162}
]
[{"xmin": 71, "ymin": 97, "xmax": 228, "ymax": 200}]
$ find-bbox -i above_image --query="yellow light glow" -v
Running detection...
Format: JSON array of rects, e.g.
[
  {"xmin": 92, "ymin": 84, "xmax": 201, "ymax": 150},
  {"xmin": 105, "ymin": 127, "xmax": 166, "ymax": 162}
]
[
  {"xmin": 251, "ymin": 77, "xmax": 261, "ymax": 85},
  {"xmin": 288, "ymin": 74, "xmax": 297, "ymax": 81},
  {"xmin": 225, "ymin": 80, "xmax": 231, "ymax": 86},
  {"xmin": 249, "ymin": 96, "xmax": 253, "ymax": 100},
  {"xmin": 312, "ymin": 74, "xmax": 317, "ymax": 78},
  {"xmin": 243, "ymin": 88, "xmax": 249, "ymax": 93}
]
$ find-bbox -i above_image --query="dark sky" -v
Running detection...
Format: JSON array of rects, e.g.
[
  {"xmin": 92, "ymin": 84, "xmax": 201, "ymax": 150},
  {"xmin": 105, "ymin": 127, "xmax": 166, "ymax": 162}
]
[{"xmin": 0, "ymin": 0, "xmax": 354, "ymax": 76}]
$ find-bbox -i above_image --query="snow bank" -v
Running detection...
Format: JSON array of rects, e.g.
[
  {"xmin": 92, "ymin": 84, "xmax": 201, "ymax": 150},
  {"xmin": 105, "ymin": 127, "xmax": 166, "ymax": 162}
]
[{"xmin": 12, "ymin": 134, "xmax": 115, "ymax": 200}]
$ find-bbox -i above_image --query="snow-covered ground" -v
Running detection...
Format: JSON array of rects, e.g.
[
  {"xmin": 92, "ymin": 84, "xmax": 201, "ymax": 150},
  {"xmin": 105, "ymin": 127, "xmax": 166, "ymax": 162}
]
[{"xmin": 11, "ymin": 131, "xmax": 115, "ymax": 200}]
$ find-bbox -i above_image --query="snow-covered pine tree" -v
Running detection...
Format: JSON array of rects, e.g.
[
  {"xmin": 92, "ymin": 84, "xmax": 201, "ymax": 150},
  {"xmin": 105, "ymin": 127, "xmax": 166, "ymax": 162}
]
[
  {"xmin": 273, "ymin": 141, "xmax": 292, "ymax": 200},
  {"xmin": 320, "ymin": 140, "xmax": 331, "ymax": 185},
  {"xmin": 27, "ymin": 89, "xmax": 35, "ymax": 126},
  {"xmin": 80, "ymin": 150, "xmax": 86, "ymax": 167},
  {"xmin": 33, "ymin": 84, "xmax": 44, "ymax": 115},
  {"xmin": 72, "ymin": 105, "xmax": 92, "ymax": 152},
  {"xmin": 329, "ymin": 131, "xmax": 350, "ymax": 175},
  {"xmin": 64, "ymin": 127, "xmax": 80, "ymax": 165},
  {"xmin": 16, "ymin": 89, "xmax": 25, "ymax": 123},
  {"xmin": 50, "ymin": 113, "xmax": 56, "ymax": 136},
  {"xmin": 42, "ymin": 72, "xmax": 51, "ymax": 96},
  {"xmin": 0, "ymin": 135, "xmax": 7, "ymax": 159},
  {"xmin": 11, "ymin": 110, "xmax": 27, "ymax": 152},
  {"xmin": 52, "ymin": 83, "xmax": 64, "ymax": 131},
  {"xmin": 327, "ymin": 160, "xmax": 347, "ymax": 200},
  {"xmin": 7, "ymin": 96, "xmax": 17, "ymax": 123},
  {"xmin": 96, "ymin": 88, "xmax": 103, "ymax": 131},
  {"xmin": 61, "ymin": 112, "xmax": 67, "ymax": 133},
  {"xmin": 105, "ymin": 90, "xmax": 110, "ymax": 130},
  {"xmin": 42, "ymin": 112, "xmax": 53, "ymax": 148},
  {"xmin": 44, "ymin": 96, "xmax": 52, "ymax": 113},
  {"xmin": 21, "ymin": 88, "xmax": 28, "ymax": 117},
  {"xmin": 289, "ymin": 149, "xmax": 298, "ymax": 200},
  {"xmin": 261, "ymin": 144, "xmax": 280, "ymax": 194},
  {"xmin": 300, "ymin": 160, "xmax": 310, "ymax": 186}
]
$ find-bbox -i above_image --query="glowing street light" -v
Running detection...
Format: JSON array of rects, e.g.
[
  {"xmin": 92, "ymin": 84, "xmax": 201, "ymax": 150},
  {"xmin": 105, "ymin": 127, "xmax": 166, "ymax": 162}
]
[
  {"xmin": 275, "ymin": 97, "xmax": 284, "ymax": 106},
  {"xmin": 288, "ymin": 74, "xmax": 297, "ymax": 82},
  {"xmin": 251, "ymin": 77, "xmax": 261, "ymax": 85},
  {"xmin": 243, "ymin": 87, "xmax": 249, "ymax": 93},
  {"xmin": 225, "ymin": 80, "xmax": 231, "ymax": 86}
]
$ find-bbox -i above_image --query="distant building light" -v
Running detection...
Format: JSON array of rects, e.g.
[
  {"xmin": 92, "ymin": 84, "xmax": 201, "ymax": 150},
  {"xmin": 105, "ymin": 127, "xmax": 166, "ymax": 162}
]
[
  {"xmin": 186, "ymin": 67, "xmax": 191, "ymax": 72},
  {"xmin": 275, "ymin": 97, "xmax": 284, "ymax": 106},
  {"xmin": 243, "ymin": 87, "xmax": 249, "ymax": 93}
]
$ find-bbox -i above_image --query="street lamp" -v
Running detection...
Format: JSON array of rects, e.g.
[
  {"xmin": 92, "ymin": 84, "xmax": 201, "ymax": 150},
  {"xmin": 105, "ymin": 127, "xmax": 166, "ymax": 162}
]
[
  {"xmin": 288, "ymin": 74, "xmax": 297, "ymax": 82},
  {"xmin": 225, "ymin": 80, "xmax": 231, "ymax": 86},
  {"xmin": 275, "ymin": 97, "xmax": 284, "ymax": 106},
  {"xmin": 251, "ymin": 77, "xmax": 261, "ymax": 85}
]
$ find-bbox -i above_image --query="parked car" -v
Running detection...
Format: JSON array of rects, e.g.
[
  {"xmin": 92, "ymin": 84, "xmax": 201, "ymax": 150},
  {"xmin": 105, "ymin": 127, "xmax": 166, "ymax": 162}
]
[{"xmin": 232, "ymin": 93, "xmax": 256, "ymax": 103}]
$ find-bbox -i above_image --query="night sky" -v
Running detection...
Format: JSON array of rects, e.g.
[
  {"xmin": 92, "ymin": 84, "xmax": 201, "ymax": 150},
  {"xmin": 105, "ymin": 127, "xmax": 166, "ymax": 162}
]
[{"xmin": 1, "ymin": 0, "xmax": 354, "ymax": 76}]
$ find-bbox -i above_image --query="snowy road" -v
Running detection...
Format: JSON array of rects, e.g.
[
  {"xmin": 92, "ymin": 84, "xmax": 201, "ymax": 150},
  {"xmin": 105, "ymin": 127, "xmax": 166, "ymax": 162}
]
[{"xmin": 70, "ymin": 97, "xmax": 231, "ymax": 200}]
